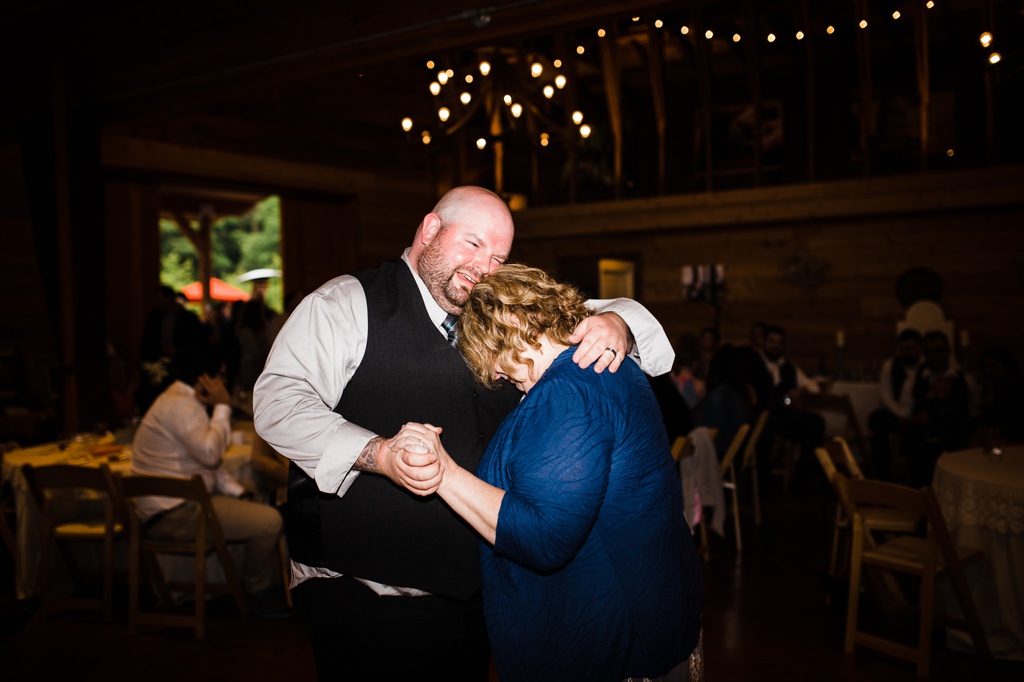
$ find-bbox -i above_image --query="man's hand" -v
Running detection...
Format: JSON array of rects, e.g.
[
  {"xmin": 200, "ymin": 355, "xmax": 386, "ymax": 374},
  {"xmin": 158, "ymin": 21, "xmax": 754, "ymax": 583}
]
[
  {"xmin": 377, "ymin": 425, "xmax": 444, "ymax": 495},
  {"xmin": 196, "ymin": 374, "xmax": 232, "ymax": 407},
  {"xmin": 568, "ymin": 313, "xmax": 634, "ymax": 374}
]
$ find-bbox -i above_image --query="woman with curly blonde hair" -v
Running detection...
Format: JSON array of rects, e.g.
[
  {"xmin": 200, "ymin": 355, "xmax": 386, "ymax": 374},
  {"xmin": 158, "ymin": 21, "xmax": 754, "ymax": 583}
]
[{"xmin": 395, "ymin": 263, "xmax": 703, "ymax": 682}]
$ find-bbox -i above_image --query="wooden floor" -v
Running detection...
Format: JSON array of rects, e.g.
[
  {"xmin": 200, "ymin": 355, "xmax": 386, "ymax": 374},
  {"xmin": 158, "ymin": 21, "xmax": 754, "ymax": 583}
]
[{"xmin": 1, "ymin": 487, "xmax": 1020, "ymax": 681}]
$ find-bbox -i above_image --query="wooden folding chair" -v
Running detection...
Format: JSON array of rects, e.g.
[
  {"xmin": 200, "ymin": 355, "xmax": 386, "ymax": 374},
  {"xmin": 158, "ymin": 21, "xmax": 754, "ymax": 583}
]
[
  {"xmin": 839, "ymin": 478, "xmax": 991, "ymax": 678},
  {"xmin": 739, "ymin": 410, "xmax": 770, "ymax": 526},
  {"xmin": 115, "ymin": 473, "xmax": 248, "ymax": 639},
  {"xmin": 717, "ymin": 423, "xmax": 752, "ymax": 554},
  {"xmin": 20, "ymin": 463, "xmax": 124, "ymax": 621},
  {"xmin": 815, "ymin": 439, "xmax": 917, "ymax": 579}
]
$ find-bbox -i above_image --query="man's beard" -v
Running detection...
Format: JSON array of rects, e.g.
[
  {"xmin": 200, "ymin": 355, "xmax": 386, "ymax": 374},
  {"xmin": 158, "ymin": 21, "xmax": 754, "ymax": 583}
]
[{"xmin": 418, "ymin": 239, "xmax": 473, "ymax": 314}]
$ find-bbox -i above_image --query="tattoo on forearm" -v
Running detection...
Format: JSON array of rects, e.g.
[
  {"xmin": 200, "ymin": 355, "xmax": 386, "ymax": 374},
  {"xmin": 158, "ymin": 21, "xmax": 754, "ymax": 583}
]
[{"xmin": 354, "ymin": 436, "xmax": 385, "ymax": 473}]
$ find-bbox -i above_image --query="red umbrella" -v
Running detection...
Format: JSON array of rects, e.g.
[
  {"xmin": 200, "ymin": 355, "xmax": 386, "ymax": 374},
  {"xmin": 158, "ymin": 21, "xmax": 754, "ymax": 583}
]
[{"xmin": 180, "ymin": 278, "xmax": 250, "ymax": 302}]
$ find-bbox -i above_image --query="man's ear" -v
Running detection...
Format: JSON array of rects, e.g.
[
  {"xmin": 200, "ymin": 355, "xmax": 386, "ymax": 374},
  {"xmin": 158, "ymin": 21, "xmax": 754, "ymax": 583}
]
[{"xmin": 420, "ymin": 213, "xmax": 442, "ymax": 244}]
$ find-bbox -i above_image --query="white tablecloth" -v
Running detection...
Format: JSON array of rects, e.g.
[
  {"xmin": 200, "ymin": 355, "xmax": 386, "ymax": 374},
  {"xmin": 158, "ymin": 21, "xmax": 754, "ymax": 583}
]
[
  {"xmin": 931, "ymin": 447, "xmax": 1024, "ymax": 660},
  {"xmin": 2, "ymin": 436, "xmax": 254, "ymax": 599},
  {"xmin": 826, "ymin": 381, "xmax": 881, "ymax": 436}
]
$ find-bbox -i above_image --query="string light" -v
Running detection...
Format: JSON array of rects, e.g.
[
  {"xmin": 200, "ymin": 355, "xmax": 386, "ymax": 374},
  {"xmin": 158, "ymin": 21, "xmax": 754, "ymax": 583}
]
[
  {"xmin": 733, "ymin": 33, "xmax": 741, "ymax": 42},
  {"xmin": 553, "ymin": 59, "xmax": 562, "ymax": 68},
  {"xmin": 827, "ymin": 25, "xmax": 835, "ymax": 35},
  {"xmin": 446, "ymin": 69, "xmax": 453, "ymax": 78},
  {"xmin": 479, "ymin": 61, "xmax": 491, "ymax": 76},
  {"xmin": 438, "ymin": 107, "xmax": 450, "ymax": 122},
  {"xmin": 460, "ymin": 92, "xmax": 472, "ymax": 104},
  {"xmin": 429, "ymin": 82, "xmax": 441, "ymax": 96},
  {"xmin": 980, "ymin": 32, "xmax": 993, "ymax": 48},
  {"xmin": 465, "ymin": 74, "xmax": 473, "ymax": 84},
  {"xmin": 476, "ymin": 138, "xmax": 487, "ymax": 149},
  {"xmin": 681, "ymin": 26, "xmax": 690, "ymax": 35},
  {"xmin": 401, "ymin": 118, "xmax": 413, "ymax": 132},
  {"xmin": 892, "ymin": 11, "xmax": 901, "ymax": 20},
  {"xmin": 438, "ymin": 71, "xmax": 449, "ymax": 85},
  {"xmin": 597, "ymin": 28, "xmax": 606, "ymax": 38},
  {"xmin": 572, "ymin": 110, "xmax": 584, "ymax": 125},
  {"xmin": 946, "ymin": 149, "xmax": 955, "ymax": 157},
  {"xmin": 426, "ymin": 60, "xmax": 435, "ymax": 69},
  {"xmin": 767, "ymin": 33, "xmax": 776, "ymax": 43},
  {"xmin": 543, "ymin": 85, "xmax": 555, "ymax": 98},
  {"xmin": 705, "ymin": 29, "xmax": 714, "ymax": 39},
  {"xmin": 531, "ymin": 62, "xmax": 543, "ymax": 77},
  {"xmin": 632, "ymin": 17, "xmax": 639, "ymax": 22},
  {"xmin": 555, "ymin": 74, "xmax": 567, "ymax": 89},
  {"xmin": 540, "ymin": 132, "xmax": 550, "ymax": 147},
  {"xmin": 926, "ymin": 1, "xmax": 934, "ymax": 8},
  {"xmin": 859, "ymin": 20, "xmax": 868, "ymax": 29},
  {"xmin": 510, "ymin": 103, "xmax": 523, "ymax": 118},
  {"xmin": 503, "ymin": 94, "xmax": 512, "ymax": 105},
  {"xmin": 577, "ymin": 45, "xmax": 585, "ymax": 54},
  {"xmin": 655, "ymin": 19, "xmax": 663, "ymax": 29},
  {"xmin": 989, "ymin": 52, "xmax": 1001, "ymax": 64},
  {"xmin": 579, "ymin": 124, "xmax": 592, "ymax": 138},
  {"xmin": 421, "ymin": 131, "xmax": 431, "ymax": 144},
  {"xmin": 796, "ymin": 30, "xmax": 805, "ymax": 40}
]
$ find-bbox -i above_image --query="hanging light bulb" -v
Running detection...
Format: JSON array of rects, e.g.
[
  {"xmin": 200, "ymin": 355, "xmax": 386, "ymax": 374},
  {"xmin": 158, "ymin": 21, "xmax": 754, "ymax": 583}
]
[
  {"xmin": 859, "ymin": 20, "xmax": 868, "ymax": 29},
  {"xmin": 767, "ymin": 33, "xmax": 776, "ymax": 43},
  {"xmin": 980, "ymin": 32, "xmax": 993, "ymax": 48},
  {"xmin": 479, "ymin": 61, "xmax": 491, "ymax": 76},
  {"xmin": 437, "ymin": 71, "xmax": 449, "ymax": 85},
  {"xmin": 553, "ymin": 59, "xmax": 562, "ymax": 68},
  {"xmin": 426, "ymin": 60, "xmax": 435, "ymax": 69},
  {"xmin": 460, "ymin": 92, "xmax": 472, "ymax": 105},
  {"xmin": 555, "ymin": 74, "xmax": 567, "ymax": 89},
  {"xmin": 577, "ymin": 45, "xmax": 585, "ymax": 55},
  {"xmin": 579, "ymin": 124, "xmax": 592, "ymax": 138},
  {"xmin": 446, "ymin": 69, "xmax": 454, "ymax": 78},
  {"xmin": 572, "ymin": 110, "xmax": 584, "ymax": 125},
  {"xmin": 540, "ymin": 132, "xmax": 550, "ymax": 147},
  {"xmin": 543, "ymin": 85, "xmax": 554, "ymax": 98},
  {"xmin": 705, "ymin": 29, "xmax": 714, "ymax": 39},
  {"xmin": 421, "ymin": 131, "xmax": 431, "ymax": 144},
  {"xmin": 826, "ymin": 25, "xmax": 835, "ymax": 35},
  {"xmin": 429, "ymin": 82, "xmax": 441, "ymax": 96},
  {"xmin": 465, "ymin": 74, "xmax": 474, "ymax": 83},
  {"xmin": 733, "ymin": 33, "xmax": 741, "ymax": 42},
  {"xmin": 511, "ymin": 103, "xmax": 523, "ymax": 118},
  {"xmin": 655, "ymin": 19, "xmax": 663, "ymax": 28},
  {"xmin": 892, "ymin": 11, "xmax": 901, "ymax": 20},
  {"xmin": 597, "ymin": 28, "xmax": 606, "ymax": 38},
  {"xmin": 927, "ymin": 1, "xmax": 934, "ymax": 8},
  {"xmin": 531, "ymin": 62, "xmax": 543, "ymax": 77},
  {"xmin": 681, "ymin": 26, "xmax": 690, "ymax": 35},
  {"xmin": 401, "ymin": 117, "xmax": 413, "ymax": 132},
  {"xmin": 503, "ymin": 94, "xmax": 513, "ymax": 105},
  {"xmin": 476, "ymin": 138, "xmax": 487, "ymax": 149},
  {"xmin": 438, "ymin": 107, "xmax": 450, "ymax": 122},
  {"xmin": 989, "ymin": 52, "xmax": 1002, "ymax": 64},
  {"xmin": 796, "ymin": 30, "xmax": 805, "ymax": 40}
]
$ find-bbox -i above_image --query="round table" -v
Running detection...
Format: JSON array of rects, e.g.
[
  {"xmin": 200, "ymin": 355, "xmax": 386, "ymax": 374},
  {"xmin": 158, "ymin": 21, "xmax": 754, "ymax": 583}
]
[{"xmin": 931, "ymin": 446, "xmax": 1024, "ymax": 660}]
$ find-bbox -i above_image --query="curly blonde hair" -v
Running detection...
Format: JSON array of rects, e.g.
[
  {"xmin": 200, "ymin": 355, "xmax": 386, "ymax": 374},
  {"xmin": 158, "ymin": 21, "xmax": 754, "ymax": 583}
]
[{"xmin": 457, "ymin": 263, "xmax": 592, "ymax": 388}]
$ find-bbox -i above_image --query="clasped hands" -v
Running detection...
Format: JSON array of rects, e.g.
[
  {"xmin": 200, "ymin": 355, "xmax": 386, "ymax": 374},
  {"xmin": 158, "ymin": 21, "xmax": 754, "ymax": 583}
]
[{"xmin": 378, "ymin": 423, "xmax": 452, "ymax": 496}]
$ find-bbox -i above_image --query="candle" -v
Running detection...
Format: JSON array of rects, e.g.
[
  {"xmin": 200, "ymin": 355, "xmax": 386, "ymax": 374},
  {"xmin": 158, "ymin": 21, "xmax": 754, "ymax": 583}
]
[{"xmin": 836, "ymin": 330, "xmax": 846, "ymax": 348}]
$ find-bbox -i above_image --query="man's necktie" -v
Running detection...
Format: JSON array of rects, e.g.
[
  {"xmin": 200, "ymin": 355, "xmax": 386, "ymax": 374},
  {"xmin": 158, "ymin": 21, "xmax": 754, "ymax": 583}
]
[{"xmin": 441, "ymin": 313, "xmax": 459, "ymax": 348}]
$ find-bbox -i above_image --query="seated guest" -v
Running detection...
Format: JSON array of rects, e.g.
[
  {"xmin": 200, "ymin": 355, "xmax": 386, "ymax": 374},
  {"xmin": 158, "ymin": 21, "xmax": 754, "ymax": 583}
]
[
  {"xmin": 752, "ymin": 324, "xmax": 826, "ymax": 492},
  {"xmin": 131, "ymin": 344, "xmax": 288, "ymax": 618},
  {"xmin": 902, "ymin": 331, "xmax": 970, "ymax": 488},
  {"xmin": 868, "ymin": 328, "xmax": 923, "ymax": 480},
  {"xmin": 976, "ymin": 345, "xmax": 1024, "ymax": 444},
  {"xmin": 393, "ymin": 264, "xmax": 703, "ymax": 682},
  {"xmin": 702, "ymin": 343, "xmax": 757, "ymax": 456}
]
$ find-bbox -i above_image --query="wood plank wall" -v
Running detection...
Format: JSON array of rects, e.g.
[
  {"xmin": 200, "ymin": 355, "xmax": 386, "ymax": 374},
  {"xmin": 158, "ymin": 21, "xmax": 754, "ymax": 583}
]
[{"xmin": 511, "ymin": 166, "xmax": 1024, "ymax": 376}]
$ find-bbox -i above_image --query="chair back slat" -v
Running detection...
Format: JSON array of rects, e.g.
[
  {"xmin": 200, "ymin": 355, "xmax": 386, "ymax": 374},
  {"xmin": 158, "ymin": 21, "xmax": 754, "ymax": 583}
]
[
  {"xmin": 741, "ymin": 410, "xmax": 770, "ymax": 472},
  {"xmin": 719, "ymin": 423, "xmax": 751, "ymax": 479}
]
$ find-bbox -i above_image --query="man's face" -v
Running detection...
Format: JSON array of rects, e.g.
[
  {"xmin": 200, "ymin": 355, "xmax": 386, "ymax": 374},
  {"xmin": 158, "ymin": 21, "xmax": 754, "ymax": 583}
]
[
  {"xmin": 897, "ymin": 339, "xmax": 922, "ymax": 366},
  {"xmin": 923, "ymin": 338, "xmax": 950, "ymax": 373},
  {"xmin": 418, "ymin": 219, "xmax": 513, "ymax": 314},
  {"xmin": 764, "ymin": 332, "xmax": 785, "ymax": 361}
]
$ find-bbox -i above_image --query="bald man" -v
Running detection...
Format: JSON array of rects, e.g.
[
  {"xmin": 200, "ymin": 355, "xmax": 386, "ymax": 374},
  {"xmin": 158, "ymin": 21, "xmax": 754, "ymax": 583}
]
[{"xmin": 254, "ymin": 186, "xmax": 674, "ymax": 680}]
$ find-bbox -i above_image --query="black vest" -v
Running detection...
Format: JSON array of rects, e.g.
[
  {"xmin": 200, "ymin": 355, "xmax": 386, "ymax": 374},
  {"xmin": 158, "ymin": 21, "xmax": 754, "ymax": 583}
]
[{"xmin": 285, "ymin": 260, "xmax": 521, "ymax": 599}]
